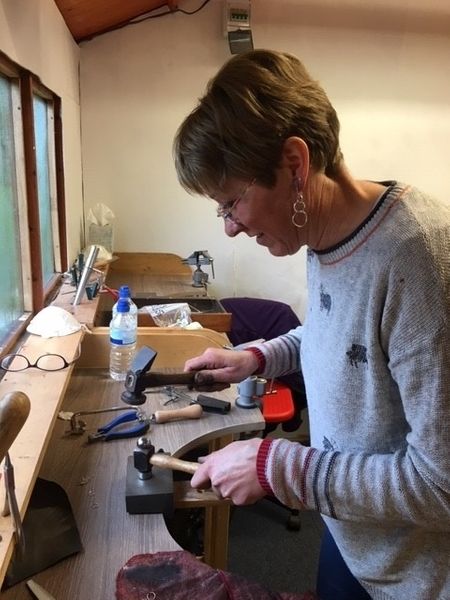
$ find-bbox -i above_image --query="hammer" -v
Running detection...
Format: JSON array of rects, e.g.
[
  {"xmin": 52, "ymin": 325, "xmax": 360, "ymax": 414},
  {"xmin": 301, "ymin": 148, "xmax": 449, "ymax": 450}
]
[
  {"xmin": 126, "ymin": 435, "xmax": 202, "ymax": 514},
  {"xmin": 133, "ymin": 436, "xmax": 199, "ymax": 477},
  {"xmin": 121, "ymin": 346, "xmax": 228, "ymax": 406},
  {"xmin": 0, "ymin": 391, "xmax": 31, "ymax": 554},
  {"xmin": 0, "ymin": 391, "xmax": 31, "ymax": 464}
]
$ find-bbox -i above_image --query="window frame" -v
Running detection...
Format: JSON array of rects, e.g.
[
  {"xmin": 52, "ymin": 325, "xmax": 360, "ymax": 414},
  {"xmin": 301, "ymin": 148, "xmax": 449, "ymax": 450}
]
[{"xmin": 0, "ymin": 51, "xmax": 67, "ymax": 355}]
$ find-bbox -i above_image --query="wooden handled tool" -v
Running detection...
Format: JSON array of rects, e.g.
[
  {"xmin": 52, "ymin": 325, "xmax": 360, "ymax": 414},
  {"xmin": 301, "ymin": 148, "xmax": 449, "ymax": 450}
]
[
  {"xmin": 149, "ymin": 452, "xmax": 199, "ymax": 475},
  {"xmin": 127, "ymin": 436, "xmax": 204, "ymax": 513},
  {"xmin": 0, "ymin": 391, "xmax": 31, "ymax": 464},
  {"xmin": 151, "ymin": 403, "xmax": 203, "ymax": 424},
  {"xmin": 144, "ymin": 372, "xmax": 198, "ymax": 388},
  {"xmin": 0, "ymin": 391, "xmax": 30, "ymax": 555}
]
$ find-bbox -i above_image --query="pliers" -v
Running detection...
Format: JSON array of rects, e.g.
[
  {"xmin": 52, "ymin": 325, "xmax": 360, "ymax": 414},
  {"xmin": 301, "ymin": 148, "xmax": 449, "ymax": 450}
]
[{"xmin": 87, "ymin": 410, "xmax": 150, "ymax": 442}]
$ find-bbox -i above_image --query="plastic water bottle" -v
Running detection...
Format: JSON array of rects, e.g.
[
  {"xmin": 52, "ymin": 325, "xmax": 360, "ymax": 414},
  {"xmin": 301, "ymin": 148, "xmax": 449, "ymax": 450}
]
[
  {"xmin": 109, "ymin": 298, "xmax": 137, "ymax": 381},
  {"xmin": 112, "ymin": 285, "xmax": 138, "ymax": 323}
]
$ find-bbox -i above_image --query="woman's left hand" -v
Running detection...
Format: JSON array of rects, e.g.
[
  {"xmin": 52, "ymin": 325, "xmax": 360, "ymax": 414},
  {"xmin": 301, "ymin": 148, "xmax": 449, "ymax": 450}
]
[{"xmin": 191, "ymin": 438, "xmax": 266, "ymax": 505}]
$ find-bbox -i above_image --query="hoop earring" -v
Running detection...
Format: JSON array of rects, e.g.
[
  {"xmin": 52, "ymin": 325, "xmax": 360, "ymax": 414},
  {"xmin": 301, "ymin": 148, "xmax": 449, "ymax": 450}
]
[{"xmin": 292, "ymin": 176, "xmax": 308, "ymax": 228}]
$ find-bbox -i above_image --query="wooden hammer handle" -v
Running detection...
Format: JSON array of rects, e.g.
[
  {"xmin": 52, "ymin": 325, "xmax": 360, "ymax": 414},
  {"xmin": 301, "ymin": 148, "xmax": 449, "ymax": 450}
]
[
  {"xmin": 152, "ymin": 403, "xmax": 203, "ymax": 424},
  {"xmin": 149, "ymin": 453, "xmax": 199, "ymax": 475},
  {"xmin": 0, "ymin": 391, "xmax": 31, "ymax": 464}
]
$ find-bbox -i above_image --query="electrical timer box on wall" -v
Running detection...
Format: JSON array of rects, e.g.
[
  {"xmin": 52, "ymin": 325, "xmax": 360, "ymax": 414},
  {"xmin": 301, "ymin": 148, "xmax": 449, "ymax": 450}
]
[
  {"xmin": 223, "ymin": 0, "xmax": 251, "ymax": 36},
  {"xmin": 223, "ymin": 1, "xmax": 253, "ymax": 54}
]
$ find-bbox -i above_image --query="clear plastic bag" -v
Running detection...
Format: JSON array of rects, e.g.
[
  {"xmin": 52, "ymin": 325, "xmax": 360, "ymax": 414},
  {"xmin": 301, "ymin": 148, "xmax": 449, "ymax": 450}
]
[{"xmin": 140, "ymin": 303, "xmax": 192, "ymax": 328}]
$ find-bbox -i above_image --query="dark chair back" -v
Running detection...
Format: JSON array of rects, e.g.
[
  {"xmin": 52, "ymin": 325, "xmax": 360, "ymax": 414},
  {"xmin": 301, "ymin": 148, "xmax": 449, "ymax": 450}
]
[{"xmin": 220, "ymin": 297, "xmax": 307, "ymax": 431}]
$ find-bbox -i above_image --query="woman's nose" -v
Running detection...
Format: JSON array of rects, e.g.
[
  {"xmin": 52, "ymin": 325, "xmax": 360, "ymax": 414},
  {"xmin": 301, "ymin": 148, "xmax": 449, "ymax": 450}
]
[{"xmin": 224, "ymin": 218, "xmax": 244, "ymax": 237}]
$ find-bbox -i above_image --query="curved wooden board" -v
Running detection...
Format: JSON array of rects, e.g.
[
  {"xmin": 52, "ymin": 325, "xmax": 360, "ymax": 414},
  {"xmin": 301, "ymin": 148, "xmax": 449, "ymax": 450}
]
[{"xmin": 78, "ymin": 327, "xmax": 229, "ymax": 369}]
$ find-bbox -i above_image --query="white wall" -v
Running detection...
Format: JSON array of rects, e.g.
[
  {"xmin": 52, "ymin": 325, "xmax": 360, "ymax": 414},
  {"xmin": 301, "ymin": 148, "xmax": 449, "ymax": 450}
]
[
  {"xmin": 79, "ymin": 0, "xmax": 450, "ymax": 321},
  {"xmin": 0, "ymin": 0, "xmax": 83, "ymax": 262}
]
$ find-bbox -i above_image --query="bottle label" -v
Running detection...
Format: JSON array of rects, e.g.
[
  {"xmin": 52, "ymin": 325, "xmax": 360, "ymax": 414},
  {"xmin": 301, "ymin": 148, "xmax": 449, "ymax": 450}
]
[{"xmin": 110, "ymin": 329, "xmax": 136, "ymax": 345}]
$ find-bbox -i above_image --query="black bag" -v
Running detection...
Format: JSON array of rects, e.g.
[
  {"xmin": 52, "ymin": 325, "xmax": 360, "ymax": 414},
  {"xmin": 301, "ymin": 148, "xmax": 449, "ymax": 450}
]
[{"xmin": 2, "ymin": 478, "xmax": 82, "ymax": 589}]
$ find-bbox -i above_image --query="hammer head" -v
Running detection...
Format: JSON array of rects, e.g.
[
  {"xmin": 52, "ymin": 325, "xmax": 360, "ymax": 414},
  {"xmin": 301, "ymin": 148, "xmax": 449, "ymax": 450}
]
[
  {"xmin": 121, "ymin": 346, "xmax": 198, "ymax": 406},
  {"xmin": 121, "ymin": 346, "xmax": 157, "ymax": 406},
  {"xmin": 121, "ymin": 345, "xmax": 229, "ymax": 406},
  {"xmin": 126, "ymin": 436, "xmax": 174, "ymax": 515}
]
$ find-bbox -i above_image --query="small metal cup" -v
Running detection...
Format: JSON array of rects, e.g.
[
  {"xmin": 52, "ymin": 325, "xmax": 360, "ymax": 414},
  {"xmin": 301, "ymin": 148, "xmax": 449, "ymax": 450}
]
[{"xmin": 236, "ymin": 375, "xmax": 266, "ymax": 409}]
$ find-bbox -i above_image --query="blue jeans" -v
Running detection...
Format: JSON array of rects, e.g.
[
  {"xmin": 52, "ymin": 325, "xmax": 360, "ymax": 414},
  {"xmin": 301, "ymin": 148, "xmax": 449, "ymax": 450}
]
[{"xmin": 316, "ymin": 527, "xmax": 372, "ymax": 600}]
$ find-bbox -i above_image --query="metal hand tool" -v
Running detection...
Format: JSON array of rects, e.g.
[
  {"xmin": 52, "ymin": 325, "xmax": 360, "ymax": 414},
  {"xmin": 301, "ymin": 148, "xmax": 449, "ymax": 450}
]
[
  {"xmin": 161, "ymin": 385, "xmax": 196, "ymax": 405},
  {"xmin": 63, "ymin": 405, "xmax": 141, "ymax": 435},
  {"xmin": 0, "ymin": 391, "xmax": 30, "ymax": 465},
  {"xmin": 26, "ymin": 579, "xmax": 57, "ymax": 600},
  {"xmin": 0, "ymin": 391, "xmax": 31, "ymax": 554},
  {"xmin": 127, "ymin": 436, "xmax": 200, "ymax": 515},
  {"xmin": 88, "ymin": 410, "xmax": 149, "ymax": 442},
  {"xmin": 150, "ymin": 403, "xmax": 202, "ymax": 424},
  {"xmin": 2, "ymin": 453, "xmax": 26, "ymax": 555},
  {"xmin": 88, "ymin": 403, "xmax": 203, "ymax": 442},
  {"xmin": 121, "ymin": 346, "xmax": 229, "ymax": 406}
]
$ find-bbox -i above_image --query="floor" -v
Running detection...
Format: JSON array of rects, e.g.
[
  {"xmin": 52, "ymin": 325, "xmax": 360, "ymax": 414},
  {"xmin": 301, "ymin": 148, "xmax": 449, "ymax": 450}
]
[{"xmin": 228, "ymin": 412, "xmax": 323, "ymax": 596}]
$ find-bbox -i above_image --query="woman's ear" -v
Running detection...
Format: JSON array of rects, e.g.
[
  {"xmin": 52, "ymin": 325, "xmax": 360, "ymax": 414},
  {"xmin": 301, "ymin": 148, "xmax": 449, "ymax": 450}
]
[{"xmin": 281, "ymin": 137, "xmax": 309, "ymax": 182}]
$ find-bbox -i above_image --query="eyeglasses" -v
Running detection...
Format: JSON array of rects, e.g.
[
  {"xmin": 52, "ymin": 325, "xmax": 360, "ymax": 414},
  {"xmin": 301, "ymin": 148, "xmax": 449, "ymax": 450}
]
[
  {"xmin": 216, "ymin": 179, "xmax": 255, "ymax": 223},
  {"xmin": 0, "ymin": 343, "xmax": 81, "ymax": 372}
]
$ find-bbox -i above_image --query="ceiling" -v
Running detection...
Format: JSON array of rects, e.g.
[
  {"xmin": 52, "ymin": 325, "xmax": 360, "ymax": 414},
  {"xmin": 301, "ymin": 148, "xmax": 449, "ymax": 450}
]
[
  {"xmin": 54, "ymin": 0, "xmax": 179, "ymax": 43},
  {"xmin": 55, "ymin": 0, "xmax": 450, "ymax": 46}
]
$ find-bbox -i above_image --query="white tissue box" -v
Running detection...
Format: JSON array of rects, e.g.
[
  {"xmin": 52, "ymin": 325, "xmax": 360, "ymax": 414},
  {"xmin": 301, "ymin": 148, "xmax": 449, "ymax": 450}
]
[{"xmin": 88, "ymin": 223, "xmax": 113, "ymax": 252}]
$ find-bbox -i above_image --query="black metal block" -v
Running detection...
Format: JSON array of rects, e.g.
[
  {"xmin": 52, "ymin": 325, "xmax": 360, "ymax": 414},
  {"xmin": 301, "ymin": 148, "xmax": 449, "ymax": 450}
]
[{"xmin": 125, "ymin": 456, "xmax": 174, "ymax": 515}]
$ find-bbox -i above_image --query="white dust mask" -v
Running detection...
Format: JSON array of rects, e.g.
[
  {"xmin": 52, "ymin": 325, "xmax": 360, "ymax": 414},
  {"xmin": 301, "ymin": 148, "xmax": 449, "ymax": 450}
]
[{"xmin": 26, "ymin": 306, "xmax": 82, "ymax": 338}]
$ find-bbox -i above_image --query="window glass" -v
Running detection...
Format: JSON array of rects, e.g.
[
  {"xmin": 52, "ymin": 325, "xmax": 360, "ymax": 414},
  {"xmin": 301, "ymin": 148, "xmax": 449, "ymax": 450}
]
[
  {"xmin": 0, "ymin": 53, "xmax": 66, "ymax": 352},
  {"xmin": 0, "ymin": 75, "xmax": 24, "ymax": 342},
  {"xmin": 33, "ymin": 93, "xmax": 56, "ymax": 286}
]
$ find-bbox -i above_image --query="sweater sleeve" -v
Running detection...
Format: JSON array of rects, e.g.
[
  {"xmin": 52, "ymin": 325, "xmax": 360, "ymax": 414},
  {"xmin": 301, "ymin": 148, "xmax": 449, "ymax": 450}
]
[
  {"xmin": 248, "ymin": 325, "xmax": 303, "ymax": 379},
  {"xmin": 261, "ymin": 436, "xmax": 450, "ymax": 529}
]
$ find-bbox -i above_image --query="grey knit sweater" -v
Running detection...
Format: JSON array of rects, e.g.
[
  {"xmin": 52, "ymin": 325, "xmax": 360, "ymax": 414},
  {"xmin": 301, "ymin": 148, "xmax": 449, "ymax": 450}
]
[{"xmin": 255, "ymin": 182, "xmax": 450, "ymax": 600}]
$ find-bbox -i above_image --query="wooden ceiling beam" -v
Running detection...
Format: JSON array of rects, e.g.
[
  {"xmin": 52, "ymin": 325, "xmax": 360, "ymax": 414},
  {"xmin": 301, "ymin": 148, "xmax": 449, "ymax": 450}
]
[{"xmin": 54, "ymin": 0, "xmax": 174, "ymax": 43}]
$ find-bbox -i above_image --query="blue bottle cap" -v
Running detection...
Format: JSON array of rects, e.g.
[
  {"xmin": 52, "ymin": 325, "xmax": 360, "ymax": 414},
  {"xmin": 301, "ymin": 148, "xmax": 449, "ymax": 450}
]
[
  {"xmin": 116, "ymin": 298, "xmax": 130, "ymax": 313},
  {"xmin": 119, "ymin": 285, "xmax": 131, "ymax": 298}
]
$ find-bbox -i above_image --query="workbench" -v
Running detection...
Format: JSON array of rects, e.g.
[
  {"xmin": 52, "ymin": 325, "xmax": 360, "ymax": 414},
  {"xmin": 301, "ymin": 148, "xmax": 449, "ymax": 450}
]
[
  {"xmin": 3, "ymin": 353, "xmax": 263, "ymax": 597},
  {"xmin": 105, "ymin": 251, "xmax": 206, "ymax": 298},
  {"xmin": 96, "ymin": 252, "xmax": 232, "ymax": 333},
  {"xmin": 0, "ymin": 286, "xmax": 264, "ymax": 598}
]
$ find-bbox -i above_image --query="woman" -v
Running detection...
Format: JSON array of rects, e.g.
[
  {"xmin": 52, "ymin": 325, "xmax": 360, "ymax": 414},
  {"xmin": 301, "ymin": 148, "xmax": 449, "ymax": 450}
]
[{"xmin": 173, "ymin": 50, "xmax": 449, "ymax": 600}]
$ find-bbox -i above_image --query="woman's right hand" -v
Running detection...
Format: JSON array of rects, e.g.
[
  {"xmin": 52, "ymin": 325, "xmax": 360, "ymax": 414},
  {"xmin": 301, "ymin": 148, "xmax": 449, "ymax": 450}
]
[{"xmin": 184, "ymin": 348, "xmax": 258, "ymax": 384}]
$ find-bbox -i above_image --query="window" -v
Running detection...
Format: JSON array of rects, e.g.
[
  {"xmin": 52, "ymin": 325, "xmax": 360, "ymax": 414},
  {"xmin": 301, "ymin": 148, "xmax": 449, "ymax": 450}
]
[
  {"xmin": 33, "ymin": 91, "xmax": 61, "ymax": 285},
  {"xmin": 0, "ymin": 53, "xmax": 67, "ymax": 354},
  {"xmin": 0, "ymin": 72, "xmax": 30, "ymax": 347}
]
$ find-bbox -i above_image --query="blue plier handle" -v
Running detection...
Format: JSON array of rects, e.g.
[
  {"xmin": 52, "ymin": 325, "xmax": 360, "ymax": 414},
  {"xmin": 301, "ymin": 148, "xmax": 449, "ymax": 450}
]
[{"xmin": 88, "ymin": 410, "xmax": 149, "ymax": 442}]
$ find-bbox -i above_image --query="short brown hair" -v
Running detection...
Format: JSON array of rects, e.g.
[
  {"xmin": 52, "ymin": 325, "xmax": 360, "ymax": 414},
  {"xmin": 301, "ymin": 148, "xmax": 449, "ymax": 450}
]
[{"xmin": 174, "ymin": 49, "xmax": 343, "ymax": 195}]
